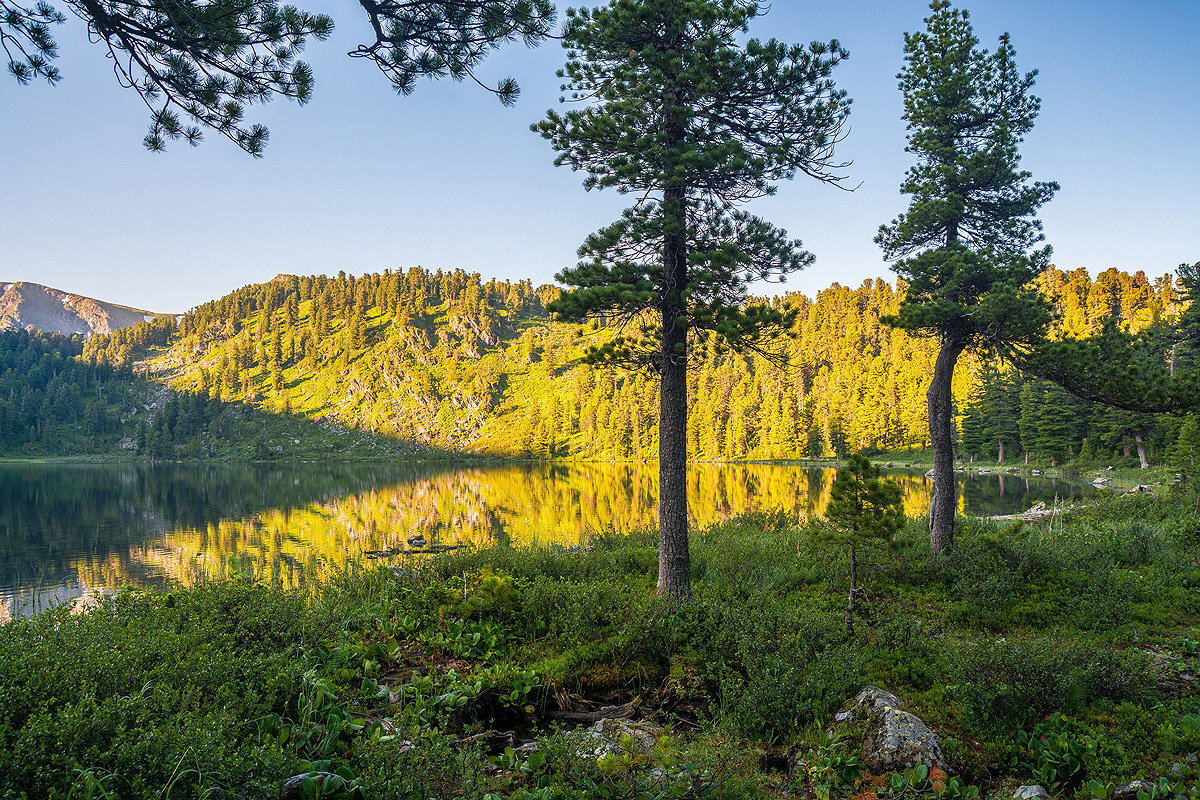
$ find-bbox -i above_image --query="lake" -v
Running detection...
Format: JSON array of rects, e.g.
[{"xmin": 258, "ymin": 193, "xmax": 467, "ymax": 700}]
[{"xmin": 0, "ymin": 461, "xmax": 1097, "ymax": 619}]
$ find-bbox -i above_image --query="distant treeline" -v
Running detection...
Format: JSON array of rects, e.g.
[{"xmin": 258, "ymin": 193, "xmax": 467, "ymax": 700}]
[
  {"xmin": 0, "ymin": 329, "xmax": 134, "ymax": 454},
  {"xmin": 66, "ymin": 264, "xmax": 1190, "ymax": 467}
]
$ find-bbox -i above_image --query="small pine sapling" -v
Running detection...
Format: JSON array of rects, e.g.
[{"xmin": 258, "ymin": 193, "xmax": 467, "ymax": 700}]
[{"xmin": 824, "ymin": 454, "xmax": 904, "ymax": 635}]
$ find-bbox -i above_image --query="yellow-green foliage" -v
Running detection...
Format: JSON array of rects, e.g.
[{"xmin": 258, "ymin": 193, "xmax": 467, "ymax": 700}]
[{"xmin": 65, "ymin": 266, "xmax": 1186, "ymax": 462}]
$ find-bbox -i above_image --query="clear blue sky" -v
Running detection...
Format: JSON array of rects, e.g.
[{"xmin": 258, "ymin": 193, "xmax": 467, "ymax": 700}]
[{"xmin": 2, "ymin": 0, "xmax": 1197, "ymax": 313}]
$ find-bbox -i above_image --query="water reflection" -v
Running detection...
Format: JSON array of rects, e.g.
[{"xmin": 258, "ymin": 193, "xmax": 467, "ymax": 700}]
[{"xmin": 0, "ymin": 462, "xmax": 1095, "ymax": 619}]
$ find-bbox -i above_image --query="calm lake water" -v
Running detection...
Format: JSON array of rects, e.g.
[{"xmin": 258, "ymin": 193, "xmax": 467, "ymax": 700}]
[{"xmin": 0, "ymin": 462, "xmax": 1096, "ymax": 619}]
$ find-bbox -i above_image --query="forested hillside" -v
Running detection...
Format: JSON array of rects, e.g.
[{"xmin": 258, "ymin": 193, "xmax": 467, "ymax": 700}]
[
  {"xmin": 0, "ymin": 328, "xmax": 433, "ymax": 459},
  {"xmin": 71, "ymin": 265, "xmax": 1190, "ymax": 465}
]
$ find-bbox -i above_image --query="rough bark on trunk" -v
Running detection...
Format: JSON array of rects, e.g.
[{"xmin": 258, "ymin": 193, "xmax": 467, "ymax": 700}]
[
  {"xmin": 1135, "ymin": 434, "xmax": 1149, "ymax": 470},
  {"xmin": 928, "ymin": 335, "xmax": 967, "ymax": 554},
  {"xmin": 657, "ymin": 180, "xmax": 690, "ymax": 599},
  {"xmin": 998, "ymin": 437, "xmax": 1004, "ymax": 464}
]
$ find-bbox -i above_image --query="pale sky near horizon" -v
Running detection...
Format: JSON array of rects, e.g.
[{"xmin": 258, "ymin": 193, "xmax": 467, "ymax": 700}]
[{"xmin": 1, "ymin": 0, "xmax": 1197, "ymax": 313}]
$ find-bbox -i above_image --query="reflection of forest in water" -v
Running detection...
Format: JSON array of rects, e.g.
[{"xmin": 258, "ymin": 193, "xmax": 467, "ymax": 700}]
[{"xmin": 0, "ymin": 462, "xmax": 1096, "ymax": 619}]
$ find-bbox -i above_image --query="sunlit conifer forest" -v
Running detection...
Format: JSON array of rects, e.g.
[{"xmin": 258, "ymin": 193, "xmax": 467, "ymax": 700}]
[{"xmin": 5, "ymin": 265, "xmax": 1171, "ymax": 467}]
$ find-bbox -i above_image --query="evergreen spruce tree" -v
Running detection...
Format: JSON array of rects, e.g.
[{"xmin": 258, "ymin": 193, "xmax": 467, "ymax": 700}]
[
  {"xmin": 824, "ymin": 453, "xmax": 904, "ymax": 635},
  {"xmin": 1174, "ymin": 414, "xmax": 1200, "ymax": 483},
  {"xmin": 962, "ymin": 361, "xmax": 1022, "ymax": 463},
  {"xmin": 876, "ymin": 1, "xmax": 1058, "ymax": 553},
  {"xmin": 535, "ymin": 0, "xmax": 850, "ymax": 597},
  {"xmin": 1095, "ymin": 408, "xmax": 1156, "ymax": 469}
]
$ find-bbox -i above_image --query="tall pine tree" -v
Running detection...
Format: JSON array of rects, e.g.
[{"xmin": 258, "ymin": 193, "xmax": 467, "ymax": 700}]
[
  {"xmin": 535, "ymin": 0, "xmax": 850, "ymax": 597},
  {"xmin": 877, "ymin": 1, "xmax": 1057, "ymax": 553}
]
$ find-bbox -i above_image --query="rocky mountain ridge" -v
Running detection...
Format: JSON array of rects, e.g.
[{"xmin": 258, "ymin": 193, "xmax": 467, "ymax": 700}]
[{"xmin": 0, "ymin": 281, "xmax": 172, "ymax": 336}]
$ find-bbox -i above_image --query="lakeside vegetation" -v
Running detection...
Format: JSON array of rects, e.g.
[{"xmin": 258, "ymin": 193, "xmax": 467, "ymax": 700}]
[
  {"xmin": 0, "ymin": 485, "xmax": 1196, "ymax": 799},
  {"xmin": 3, "ymin": 0, "xmax": 1197, "ymax": 798}
]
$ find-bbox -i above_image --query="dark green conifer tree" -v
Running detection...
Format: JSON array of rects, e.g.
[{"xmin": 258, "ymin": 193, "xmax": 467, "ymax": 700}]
[
  {"xmin": 535, "ymin": 0, "xmax": 851, "ymax": 597},
  {"xmin": 824, "ymin": 453, "xmax": 903, "ymax": 635},
  {"xmin": 1095, "ymin": 408, "xmax": 1156, "ymax": 469},
  {"xmin": 1018, "ymin": 378, "xmax": 1084, "ymax": 465},
  {"xmin": 877, "ymin": 1, "xmax": 1058, "ymax": 553},
  {"xmin": 962, "ymin": 363, "xmax": 1023, "ymax": 462},
  {"xmin": 1174, "ymin": 414, "xmax": 1200, "ymax": 483}
]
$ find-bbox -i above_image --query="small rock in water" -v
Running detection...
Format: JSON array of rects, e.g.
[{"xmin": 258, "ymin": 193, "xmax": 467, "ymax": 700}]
[{"xmin": 407, "ymin": 534, "xmax": 427, "ymax": 548}]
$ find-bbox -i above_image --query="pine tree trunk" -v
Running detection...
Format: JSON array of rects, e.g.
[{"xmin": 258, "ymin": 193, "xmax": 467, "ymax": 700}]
[
  {"xmin": 998, "ymin": 437, "xmax": 1005, "ymax": 464},
  {"xmin": 657, "ymin": 181, "xmax": 691, "ymax": 599},
  {"xmin": 1135, "ymin": 434, "xmax": 1149, "ymax": 469},
  {"xmin": 928, "ymin": 335, "xmax": 967, "ymax": 554}
]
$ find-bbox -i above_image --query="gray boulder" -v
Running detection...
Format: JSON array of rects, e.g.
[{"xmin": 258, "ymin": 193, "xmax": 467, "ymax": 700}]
[
  {"xmin": 1014, "ymin": 786, "xmax": 1051, "ymax": 800},
  {"xmin": 864, "ymin": 707, "xmax": 948, "ymax": 773},
  {"xmin": 835, "ymin": 686, "xmax": 902, "ymax": 724},
  {"xmin": 1113, "ymin": 781, "xmax": 1155, "ymax": 800},
  {"xmin": 576, "ymin": 718, "xmax": 665, "ymax": 759},
  {"xmin": 832, "ymin": 685, "xmax": 948, "ymax": 773}
]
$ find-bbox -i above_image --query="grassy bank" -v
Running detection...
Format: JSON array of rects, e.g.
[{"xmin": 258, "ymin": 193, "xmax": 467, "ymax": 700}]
[{"xmin": 1, "ymin": 491, "xmax": 1198, "ymax": 800}]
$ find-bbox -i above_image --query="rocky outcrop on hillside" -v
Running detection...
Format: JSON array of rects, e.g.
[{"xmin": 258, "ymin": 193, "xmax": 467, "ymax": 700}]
[{"xmin": 0, "ymin": 281, "xmax": 169, "ymax": 336}]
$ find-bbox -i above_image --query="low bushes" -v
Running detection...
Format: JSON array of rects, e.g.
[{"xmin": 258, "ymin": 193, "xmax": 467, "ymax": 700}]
[{"xmin": 0, "ymin": 494, "xmax": 1197, "ymax": 799}]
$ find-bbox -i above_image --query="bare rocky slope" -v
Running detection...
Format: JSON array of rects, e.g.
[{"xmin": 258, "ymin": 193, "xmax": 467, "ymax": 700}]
[{"xmin": 0, "ymin": 281, "xmax": 171, "ymax": 336}]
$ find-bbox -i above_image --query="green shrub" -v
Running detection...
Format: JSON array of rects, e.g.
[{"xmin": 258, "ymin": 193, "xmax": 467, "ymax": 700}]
[
  {"xmin": 1164, "ymin": 706, "xmax": 1200, "ymax": 755},
  {"xmin": 1004, "ymin": 713, "xmax": 1125, "ymax": 793},
  {"xmin": 0, "ymin": 582, "xmax": 322, "ymax": 799},
  {"xmin": 954, "ymin": 639, "xmax": 1154, "ymax": 734},
  {"xmin": 864, "ymin": 615, "xmax": 940, "ymax": 692},
  {"xmin": 701, "ymin": 608, "xmax": 862, "ymax": 740},
  {"xmin": 944, "ymin": 526, "xmax": 1056, "ymax": 631}
]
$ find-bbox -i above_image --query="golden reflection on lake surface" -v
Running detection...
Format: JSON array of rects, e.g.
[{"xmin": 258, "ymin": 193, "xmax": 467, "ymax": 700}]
[{"xmin": 0, "ymin": 462, "xmax": 1093, "ymax": 618}]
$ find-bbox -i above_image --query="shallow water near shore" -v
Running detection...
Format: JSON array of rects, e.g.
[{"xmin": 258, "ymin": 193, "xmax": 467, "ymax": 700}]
[{"xmin": 0, "ymin": 461, "xmax": 1096, "ymax": 619}]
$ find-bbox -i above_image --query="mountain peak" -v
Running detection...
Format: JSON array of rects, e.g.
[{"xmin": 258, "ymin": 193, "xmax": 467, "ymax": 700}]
[{"xmin": 0, "ymin": 281, "xmax": 172, "ymax": 337}]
